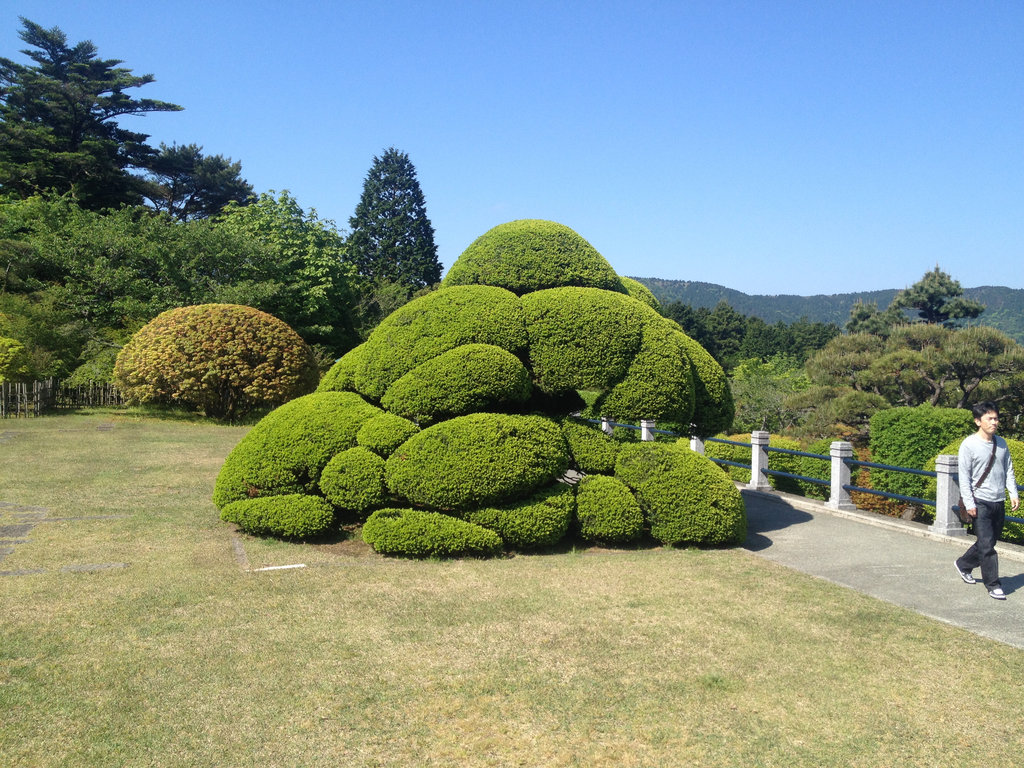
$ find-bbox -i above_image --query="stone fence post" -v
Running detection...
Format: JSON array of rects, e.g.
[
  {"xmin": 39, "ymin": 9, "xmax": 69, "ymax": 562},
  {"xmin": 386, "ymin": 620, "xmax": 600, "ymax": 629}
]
[
  {"xmin": 601, "ymin": 417, "xmax": 613, "ymax": 436},
  {"xmin": 640, "ymin": 419, "xmax": 656, "ymax": 442},
  {"xmin": 690, "ymin": 436, "xmax": 705, "ymax": 454},
  {"xmin": 748, "ymin": 431, "xmax": 772, "ymax": 490},
  {"xmin": 826, "ymin": 441, "xmax": 857, "ymax": 511},
  {"xmin": 931, "ymin": 454, "xmax": 968, "ymax": 537}
]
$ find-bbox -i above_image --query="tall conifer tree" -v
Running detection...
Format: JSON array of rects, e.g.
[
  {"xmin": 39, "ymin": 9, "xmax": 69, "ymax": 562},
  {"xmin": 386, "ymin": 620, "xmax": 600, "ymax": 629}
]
[{"xmin": 347, "ymin": 148, "xmax": 441, "ymax": 290}]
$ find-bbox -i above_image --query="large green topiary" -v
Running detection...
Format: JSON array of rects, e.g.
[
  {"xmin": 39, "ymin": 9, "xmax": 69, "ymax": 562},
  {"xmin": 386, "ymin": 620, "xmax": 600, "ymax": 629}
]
[
  {"xmin": 466, "ymin": 484, "xmax": 575, "ymax": 550},
  {"xmin": 115, "ymin": 304, "xmax": 318, "ymax": 419},
  {"xmin": 671, "ymin": 327, "xmax": 734, "ymax": 437},
  {"xmin": 561, "ymin": 419, "xmax": 620, "ymax": 474},
  {"xmin": 381, "ymin": 343, "xmax": 532, "ymax": 424},
  {"xmin": 616, "ymin": 442, "xmax": 746, "ymax": 546},
  {"xmin": 362, "ymin": 508, "xmax": 503, "ymax": 558},
  {"xmin": 619, "ymin": 276, "xmax": 660, "ymax": 311},
  {"xmin": 212, "ymin": 391, "xmax": 381, "ymax": 508},
  {"xmin": 349, "ymin": 285, "xmax": 528, "ymax": 401},
  {"xmin": 221, "ymin": 494, "xmax": 335, "ymax": 539},
  {"xmin": 356, "ymin": 412, "xmax": 420, "ymax": 457},
  {"xmin": 317, "ymin": 342, "xmax": 369, "ymax": 393},
  {"xmin": 576, "ymin": 475, "xmax": 644, "ymax": 543},
  {"xmin": 318, "ymin": 447, "xmax": 387, "ymax": 516},
  {"xmin": 442, "ymin": 219, "xmax": 625, "ymax": 295},
  {"xmin": 385, "ymin": 413, "xmax": 570, "ymax": 511}
]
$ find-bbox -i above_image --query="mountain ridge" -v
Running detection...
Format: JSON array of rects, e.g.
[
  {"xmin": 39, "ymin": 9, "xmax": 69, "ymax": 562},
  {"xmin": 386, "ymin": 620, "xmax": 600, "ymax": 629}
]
[{"xmin": 632, "ymin": 278, "xmax": 1024, "ymax": 343}]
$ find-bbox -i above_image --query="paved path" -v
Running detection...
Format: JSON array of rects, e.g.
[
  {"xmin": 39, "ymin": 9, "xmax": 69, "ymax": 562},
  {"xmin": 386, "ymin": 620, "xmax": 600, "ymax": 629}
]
[{"xmin": 741, "ymin": 488, "xmax": 1024, "ymax": 649}]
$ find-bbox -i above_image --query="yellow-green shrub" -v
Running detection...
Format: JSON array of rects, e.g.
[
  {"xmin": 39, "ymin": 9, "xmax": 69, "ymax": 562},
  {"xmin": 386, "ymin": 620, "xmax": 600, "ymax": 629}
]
[
  {"xmin": 466, "ymin": 484, "xmax": 575, "ymax": 550},
  {"xmin": 576, "ymin": 475, "xmax": 644, "ymax": 543},
  {"xmin": 220, "ymin": 494, "xmax": 335, "ymax": 539},
  {"xmin": 362, "ymin": 508, "xmax": 503, "ymax": 558},
  {"xmin": 318, "ymin": 447, "xmax": 386, "ymax": 516}
]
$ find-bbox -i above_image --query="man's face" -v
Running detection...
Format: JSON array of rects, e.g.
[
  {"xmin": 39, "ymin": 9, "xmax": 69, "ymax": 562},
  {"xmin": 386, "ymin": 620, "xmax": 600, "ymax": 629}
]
[{"xmin": 976, "ymin": 411, "xmax": 1000, "ymax": 438}]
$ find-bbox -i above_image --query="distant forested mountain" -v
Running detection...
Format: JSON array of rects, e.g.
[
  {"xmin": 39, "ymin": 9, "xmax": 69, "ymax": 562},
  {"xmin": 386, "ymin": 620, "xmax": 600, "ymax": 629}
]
[{"xmin": 633, "ymin": 278, "xmax": 1024, "ymax": 343}]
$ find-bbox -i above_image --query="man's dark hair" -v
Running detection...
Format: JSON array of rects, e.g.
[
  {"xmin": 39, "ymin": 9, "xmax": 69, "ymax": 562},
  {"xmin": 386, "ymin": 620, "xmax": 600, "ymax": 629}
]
[{"xmin": 972, "ymin": 401, "xmax": 999, "ymax": 420}]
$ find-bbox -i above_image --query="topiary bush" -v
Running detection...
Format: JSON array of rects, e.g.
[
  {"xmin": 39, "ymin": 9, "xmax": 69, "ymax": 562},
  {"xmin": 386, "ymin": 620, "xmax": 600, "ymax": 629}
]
[
  {"xmin": 671, "ymin": 329, "xmax": 734, "ymax": 437},
  {"xmin": 869, "ymin": 405, "xmax": 973, "ymax": 500},
  {"xmin": 317, "ymin": 342, "xmax": 368, "ymax": 393},
  {"xmin": 466, "ymin": 484, "xmax": 575, "ymax": 550},
  {"xmin": 615, "ymin": 442, "xmax": 746, "ymax": 546},
  {"xmin": 114, "ymin": 304, "xmax": 318, "ymax": 420},
  {"xmin": 362, "ymin": 508, "xmax": 503, "ymax": 558},
  {"xmin": 356, "ymin": 412, "xmax": 420, "ymax": 457},
  {"xmin": 220, "ymin": 494, "xmax": 335, "ymax": 539},
  {"xmin": 561, "ymin": 419, "xmax": 620, "ymax": 474},
  {"xmin": 318, "ymin": 447, "xmax": 387, "ymax": 517},
  {"xmin": 576, "ymin": 475, "xmax": 644, "ymax": 543},
  {"xmin": 212, "ymin": 391, "xmax": 381, "ymax": 508},
  {"xmin": 384, "ymin": 413, "xmax": 571, "ymax": 511},
  {"xmin": 381, "ymin": 343, "xmax": 532, "ymax": 424},
  {"xmin": 442, "ymin": 219, "xmax": 626, "ymax": 295},
  {"xmin": 619, "ymin": 276, "xmax": 660, "ymax": 311}
]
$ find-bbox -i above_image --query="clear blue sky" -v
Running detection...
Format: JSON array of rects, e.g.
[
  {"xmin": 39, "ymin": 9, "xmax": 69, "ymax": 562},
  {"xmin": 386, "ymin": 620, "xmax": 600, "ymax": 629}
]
[{"xmin": 8, "ymin": 1, "xmax": 1023, "ymax": 296}]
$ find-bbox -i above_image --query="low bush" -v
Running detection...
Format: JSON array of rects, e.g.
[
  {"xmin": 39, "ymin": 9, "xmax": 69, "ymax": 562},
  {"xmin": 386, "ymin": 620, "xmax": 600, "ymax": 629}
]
[
  {"xmin": 356, "ymin": 413, "xmax": 420, "ymax": 456},
  {"xmin": 561, "ymin": 419, "xmax": 620, "ymax": 474},
  {"xmin": 442, "ymin": 219, "xmax": 625, "ymax": 296},
  {"xmin": 384, "ymin": 413, "xmax": 570, "ymax": 511},
  {"xmin": 362, "ymin": 508, "xmax": 503, "ymax": 558},
  {"xmin": 351, "ymin": 285, "xmax": 529, "ymax": 400},
  {"xmin": 466, "ymin": 484, "xmax": 575, "ymax": 550},
  {"xmin": 220, "ymin": 494, "xmax": 335, "ymax": 539},
  {"xmin": 869, "ymin": 405, "xmax": 972, "ymax": 500},
  {"xmin": 381, "ymin": 343, "xmax": 532, "ymax": 424},
  {"xmin": 114, "ymin": 303, "xmax": 318, "ymax": 419},
  {"xmin": 318, "ymin": 447, "xmax": 386, "ymax": 516},
  {"xmin": 615, "ymin": 442, "xmax": 746, "ymax": 546},
  {"xmin": 576, "ymin": 475, "xmax": 644, "ymax": 543},
  {"xmin": 212, "ymin": 391, "xmax": 381, "ymax": 508}
]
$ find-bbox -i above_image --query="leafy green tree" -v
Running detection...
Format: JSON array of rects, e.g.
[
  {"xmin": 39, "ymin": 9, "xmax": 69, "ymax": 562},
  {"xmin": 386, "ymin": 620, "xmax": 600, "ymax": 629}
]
[
  {"xmin": 729, "ymin": 355, "xmax": 810, "ymax": 433},
  {"xmin": 845, "ymin": 299, "xmax": 907, "ymax": 336},
  {"xmin": 890, "ymin": 266, "xmax": 984, "ymax": 327},
  {"xmin": 347, "ymin": 148, "xmax": 440, "ymax": 291},
  {"xmin": 0, "ymin": 18, "xmax": 182, "ymax": 209},
  {"xmin": 142, "ymin": 143, "xmax": 253, "ymax": 220}
]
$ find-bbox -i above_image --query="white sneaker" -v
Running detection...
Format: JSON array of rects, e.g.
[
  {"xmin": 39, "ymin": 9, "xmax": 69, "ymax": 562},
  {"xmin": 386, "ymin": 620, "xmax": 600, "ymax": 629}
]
[
  {"xmin": 954, "ymin": 562, "xmax": 976, "ymax": 584},
  {"xmin": 989, "ymin": 588, "xmax": 1007, "ymax": 600}
]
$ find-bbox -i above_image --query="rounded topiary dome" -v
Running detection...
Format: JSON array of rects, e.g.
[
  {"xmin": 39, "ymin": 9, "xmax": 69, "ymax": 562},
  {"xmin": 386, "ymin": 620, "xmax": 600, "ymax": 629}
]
[{"xmin": 442, "ymin": 219, "xmax": 626, "ymax": 295}]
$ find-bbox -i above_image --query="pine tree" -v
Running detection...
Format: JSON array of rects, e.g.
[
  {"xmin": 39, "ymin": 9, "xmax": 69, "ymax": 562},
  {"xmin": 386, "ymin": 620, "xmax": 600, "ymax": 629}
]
[
  {"xmin": 347, "ymin": 148, "xmax": 441, "ymax": 290},
  {"xmin": 890, "ymin": 266, "xmax": 984, "ymax": 327}
]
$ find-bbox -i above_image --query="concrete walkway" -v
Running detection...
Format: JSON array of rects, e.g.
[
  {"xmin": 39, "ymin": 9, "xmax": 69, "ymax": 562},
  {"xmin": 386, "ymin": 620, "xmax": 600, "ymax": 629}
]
[{"xmin": 741, "ymin": 488, "xmax": 1024, "ymax": 649}]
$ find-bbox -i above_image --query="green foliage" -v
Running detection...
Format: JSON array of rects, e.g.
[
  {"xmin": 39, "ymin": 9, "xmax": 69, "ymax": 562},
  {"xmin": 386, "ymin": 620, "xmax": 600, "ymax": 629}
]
[
  {"xmin": 0, "ymin": 337, "xmax": 31, "ymax": 382},
  {"xmin": 615, "ymin": 442, "xmax": 746, "ymax": 546},
  {"xmin": 868, "ymin": 405, "xmax": 973, "ymax": 499},
  {"xmin": 114, "ymin": 304, "xmax": 319, "ymax": 420},
  {"xmin": 704, "ymin": 434, "xmax": 805, "ymax": 494},
  {"xmin": 355, "ymin": 412, "xmax": 420, "ymax": 456},
  {"xmin": 318, "ymin": 343, "xmax": 368, "ymax": 393},
  {"xmin": 521, "ymin": 287, "xmax": 644, "ymax": 392},
  {"xmin": 384, "ymin": 414, "xmax": 570, "ymax": 511},
  {"xmin": 729, "ymin": 355, "xmax": 810, "ymax": 433},
  {"xmin": 212, "ymin": 391, "xmax": 381, "ymax": 508},
  {"xmin": 0, "ymin": 19, "xmax": 183, "ymax": 209},
  {"xmin": 142, "ymin": 142, "xmax": 253, "ymax": 221},
  {"xmin": 795, "ymin": 437, "xmax": 863, "ymax": 501},
  {"xmin": 597, "ymin": 317, "xmax": 695, "ymax": 428},
  {"xmin": 891, "ymin": 266, "xmax": 984, "ymax": 327},
  {"xmin": 467, "ymin": 484, "xmax": 575, "ymax": 550},
  {"xmin": 362, "ymin": 508, "xmax": 503, "ymax": 558},
  {"xmin": 352, "ymin": 285, "xmax": 529, "ymax": 400},
  {"xmin": 318, "ymin": 447, "xmax": 387, "ymax": 516},
  {"xmin": 347, "ymin": 148, "xmax": 441, "ymax": 290},
  {"xmin": 561, "ymin": 419, "xmax": 620, "ymax": 474},
  {"xmin": 620, "ymin": 276, "xmax": 660, "ymax": 311},
  {"xmin": 220, "ymin": 494, "xmax": 335, "ymax": 539},
  {"xmin": 381, "ymin": 343, "xmax": 532, "ymax": 424},
  {"xmin": 672, "ymin": 329, "xmax": 734, "ymax": 437},
  {"xmin": 576, "ymin": 475, "xmax": 644, "ymax": 543},
  {"xmin": 443, "ymin": 219, "xmax": 625, "ymax": 295}
]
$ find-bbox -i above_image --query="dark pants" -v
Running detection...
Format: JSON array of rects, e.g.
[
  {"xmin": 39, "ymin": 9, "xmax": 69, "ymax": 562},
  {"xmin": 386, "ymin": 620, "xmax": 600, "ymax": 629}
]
[{"xmin": 957, "ymin": 499, "xmax": 1006, "ymax": 590}]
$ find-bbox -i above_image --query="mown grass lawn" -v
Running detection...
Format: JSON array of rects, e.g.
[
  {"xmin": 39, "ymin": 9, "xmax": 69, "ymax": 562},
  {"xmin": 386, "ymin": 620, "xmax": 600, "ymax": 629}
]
[{"xmin": 1, "ymin": 411, "xmax": 1021, "ymax": 767}]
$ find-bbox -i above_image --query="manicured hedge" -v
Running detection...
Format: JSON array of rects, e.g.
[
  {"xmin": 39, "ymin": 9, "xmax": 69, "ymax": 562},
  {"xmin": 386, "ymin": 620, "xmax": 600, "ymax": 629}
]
[
  {"xmin": 561, "ymin": 419, "xmax": 620, "ymax": 475},
  {"xmin": 521, "ymin": 287, "xmax": 645, "ymax": 392},
  {"xmin": 356, "ymin": 412, "xmax": 420, "ymax": 457},
  {"xmin": 670, "ymin": 327, "xmax": 734, "ymax": 437},
  {"xmin": 467, "ymin": 484, "xmax": 575, "ymax": 550},
  {"xmin": 869, "ymin": 405, "xmax": 972, "ymax": 500},
  {"xmin": 596, "ymin": 316, "xmax": 695, "ymax": 428},
  {"xmin": 442, "ymin": 219, "xmax": 625, "ymax": 296},
  {"xmin": 351, "ymin": 285, "xmax": 528, "ymax": 400},
  {"xmin": 318, "ymin": 447, "xmax": 387, "ymax": 516},
  {"xmin": 317, "ymin": 342, "xmax": 368, "ymax": 393},
  {"xmin": 576, "ymin": 475, "xmax": 644, "ymax": 543},
  {"xmin": 220, "ymin": 494, "xmax": 335, "ymax": 539},
  {"xmin": 615, "ymin": 442, "xmax": 746, "ymax": 546},
  {"xmin": 212, "ymin": 391, "xmax": 381, "ymax": 508},
  {"xmin": 381, "ymin": 343, "xmax": 532, "ymax": 424},
  {"xmin": 115, "ymin": 303, "xmax": 318, "ymax": 419},
  {"xmin": 619, "ymin": 276, "xmax": 660, "ymax": 311},
  {"xmin": 384, "ymin": 413, "xmax": 570, "ymax": 511},
  {"xmin": 362, "ymin": 508, "xmax": 503, "ymax": 558}
]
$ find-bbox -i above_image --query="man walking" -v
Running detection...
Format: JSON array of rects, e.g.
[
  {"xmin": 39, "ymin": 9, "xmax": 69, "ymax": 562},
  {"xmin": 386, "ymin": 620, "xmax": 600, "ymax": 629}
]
[{"xmin": 954, "ymin": 401, "xmax": 1019, "ymax": 600}]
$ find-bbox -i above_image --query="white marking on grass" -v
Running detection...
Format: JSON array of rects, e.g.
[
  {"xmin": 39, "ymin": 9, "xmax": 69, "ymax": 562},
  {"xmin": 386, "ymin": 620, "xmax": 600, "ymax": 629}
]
[{"xmin": 251, "ymin": 563, "xmax": 307, "ymax": 572}]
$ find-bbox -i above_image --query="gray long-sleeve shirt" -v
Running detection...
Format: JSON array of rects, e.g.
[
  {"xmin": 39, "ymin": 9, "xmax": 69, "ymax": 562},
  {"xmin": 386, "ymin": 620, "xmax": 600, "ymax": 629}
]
[{"xmin": 957, "ymin": 433, "xmax": 1018, "ymax": 509}]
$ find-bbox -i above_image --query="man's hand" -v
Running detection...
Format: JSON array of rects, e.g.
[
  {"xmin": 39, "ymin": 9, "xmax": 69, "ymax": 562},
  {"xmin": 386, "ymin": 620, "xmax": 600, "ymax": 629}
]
[
  {"xmin": 1013, "ymin": 498, "xmax": 1021, "ymax": 512},
  {"xmin": 967, "ymin": 507, "xmax": 978, "ymax": 518}
]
